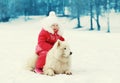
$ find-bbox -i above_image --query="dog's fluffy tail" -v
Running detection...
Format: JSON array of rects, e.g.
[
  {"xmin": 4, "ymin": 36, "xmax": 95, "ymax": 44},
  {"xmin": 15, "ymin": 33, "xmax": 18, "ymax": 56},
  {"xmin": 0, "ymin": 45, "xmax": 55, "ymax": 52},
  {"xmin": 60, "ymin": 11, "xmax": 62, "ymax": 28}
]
[{"xmin": 24, "ymin": 53, "xmax": 38, "ymax": 71}]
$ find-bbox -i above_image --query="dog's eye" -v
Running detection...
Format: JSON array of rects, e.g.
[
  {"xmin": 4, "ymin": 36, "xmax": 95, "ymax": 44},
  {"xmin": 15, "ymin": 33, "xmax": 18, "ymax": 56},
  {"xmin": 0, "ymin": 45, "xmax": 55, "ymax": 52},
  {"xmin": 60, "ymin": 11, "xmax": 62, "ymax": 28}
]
[{"xmin": 64, "ymin": 48, "xmax": 66, "ymax": 50}]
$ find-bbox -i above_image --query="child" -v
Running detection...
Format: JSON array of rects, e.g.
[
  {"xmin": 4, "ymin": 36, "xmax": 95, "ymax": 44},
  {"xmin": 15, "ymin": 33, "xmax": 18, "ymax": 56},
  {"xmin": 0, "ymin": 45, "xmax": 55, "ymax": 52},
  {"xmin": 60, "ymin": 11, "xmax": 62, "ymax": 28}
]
[{"xmin": 34, "ymin": 11, "xmax": 65, "ymax": 74}]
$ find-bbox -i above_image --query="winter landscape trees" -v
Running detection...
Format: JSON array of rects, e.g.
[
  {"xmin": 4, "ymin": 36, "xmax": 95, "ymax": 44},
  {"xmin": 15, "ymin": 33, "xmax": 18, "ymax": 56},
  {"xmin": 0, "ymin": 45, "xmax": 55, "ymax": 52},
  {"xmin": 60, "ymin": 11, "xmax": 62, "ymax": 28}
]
[{"xmin": 0, "ymin": 0, "xmax": 120, "ymax": 31}]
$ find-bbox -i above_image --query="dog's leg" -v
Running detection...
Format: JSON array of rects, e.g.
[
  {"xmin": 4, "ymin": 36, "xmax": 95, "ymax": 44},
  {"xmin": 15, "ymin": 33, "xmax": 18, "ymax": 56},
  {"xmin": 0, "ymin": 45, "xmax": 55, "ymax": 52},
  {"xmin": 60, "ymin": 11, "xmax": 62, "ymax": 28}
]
[
  {"xmin": 44, "ymin": 68, "xmax": 55, "ymax": 76},
  {"xmin": 64, "ymin": 70, "xmax": 72, "ymax": 75}
]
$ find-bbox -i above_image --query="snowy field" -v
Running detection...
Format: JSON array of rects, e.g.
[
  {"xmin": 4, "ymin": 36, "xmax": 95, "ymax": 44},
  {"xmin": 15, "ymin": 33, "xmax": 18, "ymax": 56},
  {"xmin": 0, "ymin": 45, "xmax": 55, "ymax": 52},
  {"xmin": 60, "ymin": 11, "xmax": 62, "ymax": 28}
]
[{"xmin": 0, "ymin": 13, "xmax": 120, "ymax": 83}]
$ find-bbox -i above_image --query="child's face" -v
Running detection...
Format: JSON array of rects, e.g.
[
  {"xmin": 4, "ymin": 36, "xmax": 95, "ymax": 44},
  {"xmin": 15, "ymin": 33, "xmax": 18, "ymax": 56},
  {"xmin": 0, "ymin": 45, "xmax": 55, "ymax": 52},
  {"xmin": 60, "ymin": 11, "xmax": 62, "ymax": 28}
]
[{"xmin": 51, "ymin": 23, "xmax": 59, "ymax": 32}]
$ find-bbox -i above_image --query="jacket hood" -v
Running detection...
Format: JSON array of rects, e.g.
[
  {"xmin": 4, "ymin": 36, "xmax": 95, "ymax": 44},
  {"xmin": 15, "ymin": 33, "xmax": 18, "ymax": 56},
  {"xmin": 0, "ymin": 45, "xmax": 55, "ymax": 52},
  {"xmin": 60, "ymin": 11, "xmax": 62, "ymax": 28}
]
[{"xmin": 42, "ymin": 27, "xmax": 63, "ymax": 36}]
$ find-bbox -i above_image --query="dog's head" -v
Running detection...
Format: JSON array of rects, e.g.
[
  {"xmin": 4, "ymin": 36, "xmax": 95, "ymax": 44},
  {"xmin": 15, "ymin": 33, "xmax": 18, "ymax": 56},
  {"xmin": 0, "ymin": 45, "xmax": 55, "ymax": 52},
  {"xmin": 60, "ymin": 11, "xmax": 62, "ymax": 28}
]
[{"xmin": 54, "ymin": 40, "xmax": 72, "ymax": 58}]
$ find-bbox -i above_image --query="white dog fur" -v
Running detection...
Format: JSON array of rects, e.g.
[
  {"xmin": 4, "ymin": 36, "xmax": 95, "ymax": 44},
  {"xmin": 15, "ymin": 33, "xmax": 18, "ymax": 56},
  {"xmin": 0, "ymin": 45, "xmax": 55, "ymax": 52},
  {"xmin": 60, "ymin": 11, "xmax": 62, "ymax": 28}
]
[
  {"xmin": 43, "ymin": 40, "xmax": 72, "ymax": 76},
  {"xmin": 25, "ymin": 53, "xmax": 37, "ymax": 71}
]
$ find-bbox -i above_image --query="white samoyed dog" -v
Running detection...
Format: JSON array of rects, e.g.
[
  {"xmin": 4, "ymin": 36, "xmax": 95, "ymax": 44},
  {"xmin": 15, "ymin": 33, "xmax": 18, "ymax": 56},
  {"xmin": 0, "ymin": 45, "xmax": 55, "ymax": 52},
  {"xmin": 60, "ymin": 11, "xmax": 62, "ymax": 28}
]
[{"xmin": 43, "ymin": 40, "xmax": 72, "ymax": 76}]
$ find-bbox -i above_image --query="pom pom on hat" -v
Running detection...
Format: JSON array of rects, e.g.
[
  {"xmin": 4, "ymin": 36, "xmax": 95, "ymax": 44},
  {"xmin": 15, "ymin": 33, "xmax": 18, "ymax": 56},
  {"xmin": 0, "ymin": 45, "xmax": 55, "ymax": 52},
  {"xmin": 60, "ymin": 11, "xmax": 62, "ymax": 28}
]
[{"xmin": 48, "ymin": 11, "xmax": 56, "ymax": 17}]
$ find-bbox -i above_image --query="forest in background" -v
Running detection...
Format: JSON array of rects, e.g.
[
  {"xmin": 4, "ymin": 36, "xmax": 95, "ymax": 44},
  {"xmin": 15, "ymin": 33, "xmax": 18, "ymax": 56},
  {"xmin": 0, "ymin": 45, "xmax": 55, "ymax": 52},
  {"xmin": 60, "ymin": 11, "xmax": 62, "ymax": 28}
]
[{"xmin": 0, "ymin": 0, "xmax": 120, "ymax": 31}]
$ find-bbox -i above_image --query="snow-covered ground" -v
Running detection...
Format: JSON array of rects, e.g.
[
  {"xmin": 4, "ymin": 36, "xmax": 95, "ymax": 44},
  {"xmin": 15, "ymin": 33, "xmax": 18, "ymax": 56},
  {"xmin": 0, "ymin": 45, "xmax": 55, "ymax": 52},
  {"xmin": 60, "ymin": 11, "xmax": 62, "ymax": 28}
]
[{"xmin": 0, "ymin": 13, "xmax": 120, "ymax": 83}]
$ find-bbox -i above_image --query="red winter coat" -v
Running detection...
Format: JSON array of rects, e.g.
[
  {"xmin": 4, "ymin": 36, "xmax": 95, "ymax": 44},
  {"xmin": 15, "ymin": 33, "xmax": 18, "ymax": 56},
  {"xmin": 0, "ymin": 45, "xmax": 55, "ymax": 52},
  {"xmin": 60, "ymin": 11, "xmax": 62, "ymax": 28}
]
[{"xmin": 35, "ymin": 28, "xmax": 64, "ymax": 69}]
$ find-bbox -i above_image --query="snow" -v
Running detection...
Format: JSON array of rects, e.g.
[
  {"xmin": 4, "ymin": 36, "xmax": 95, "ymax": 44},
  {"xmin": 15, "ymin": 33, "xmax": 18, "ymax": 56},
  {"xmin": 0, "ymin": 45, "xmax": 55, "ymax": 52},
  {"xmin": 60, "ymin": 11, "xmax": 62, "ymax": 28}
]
[{"xmin": 0, "ymin": 13, "xmax": 120, "ymax": 83}]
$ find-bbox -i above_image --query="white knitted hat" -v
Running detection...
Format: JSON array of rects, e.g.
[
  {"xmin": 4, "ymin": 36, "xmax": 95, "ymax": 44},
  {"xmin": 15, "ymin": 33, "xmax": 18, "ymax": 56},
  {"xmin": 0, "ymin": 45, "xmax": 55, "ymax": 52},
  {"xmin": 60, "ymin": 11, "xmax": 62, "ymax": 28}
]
[{"xmin": 40, "ymin": 11, "xmax": 62, "ymax": 35}]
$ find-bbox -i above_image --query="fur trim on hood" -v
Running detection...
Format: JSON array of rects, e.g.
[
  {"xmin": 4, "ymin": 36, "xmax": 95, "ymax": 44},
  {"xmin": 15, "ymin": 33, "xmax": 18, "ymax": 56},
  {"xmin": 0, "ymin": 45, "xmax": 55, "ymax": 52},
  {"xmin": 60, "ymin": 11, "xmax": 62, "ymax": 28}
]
[{"xmin": 40, "ymin": 11, "xmax": 63, "ymax": 36}]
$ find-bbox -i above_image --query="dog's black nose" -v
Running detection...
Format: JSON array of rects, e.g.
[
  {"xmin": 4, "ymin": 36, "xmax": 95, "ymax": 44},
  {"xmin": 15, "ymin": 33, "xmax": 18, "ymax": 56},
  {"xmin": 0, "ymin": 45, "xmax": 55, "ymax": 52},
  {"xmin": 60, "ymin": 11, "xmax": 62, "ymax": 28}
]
[{"xmin": 70, "ymin": 52, "xmax": 72, "ymax": 55}]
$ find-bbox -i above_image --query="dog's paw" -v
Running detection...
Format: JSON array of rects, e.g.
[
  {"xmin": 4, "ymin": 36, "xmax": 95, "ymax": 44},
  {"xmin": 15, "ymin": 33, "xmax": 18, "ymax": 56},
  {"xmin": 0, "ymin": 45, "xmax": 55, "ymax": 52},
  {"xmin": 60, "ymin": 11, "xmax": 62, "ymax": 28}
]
[
  {"xmin": 65, "ymin": 71, "xmax": 72, "ymax": 75},
  {"xmin": 44, "ymin": 69, "xmax": 55, "ymax": 76},
  {"xmin": 45, "ymin": 71, "xmax": 55, "ymax": 76}
]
